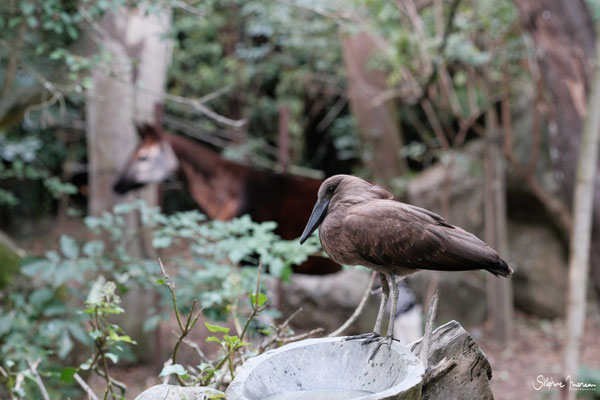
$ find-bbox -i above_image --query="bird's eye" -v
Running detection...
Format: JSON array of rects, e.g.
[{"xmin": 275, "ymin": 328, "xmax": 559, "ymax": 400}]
[
  {"xmin": 328, "ymin": 185, "xmax": 335, "ymax": 193},
  {"xmin": 138, "ymin": 155, "xmax": 149, "ymax": 161}
]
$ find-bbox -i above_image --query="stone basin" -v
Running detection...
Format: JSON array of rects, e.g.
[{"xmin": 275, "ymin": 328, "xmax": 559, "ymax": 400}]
[{"xmin": 226, "ymin": 336, "xmax": 424, "ymax": 400}]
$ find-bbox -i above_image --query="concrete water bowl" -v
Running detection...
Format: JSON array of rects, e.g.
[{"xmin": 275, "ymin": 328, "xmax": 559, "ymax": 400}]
[{"xmin": 226, "ymin": 336, "xmax": 424, "ymax": 400}]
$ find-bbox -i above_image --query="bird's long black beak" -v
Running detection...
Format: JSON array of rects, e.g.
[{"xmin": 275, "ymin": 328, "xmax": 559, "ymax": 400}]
[{"xmin": 300, "ymin": 198, "xmax": 329, "ymax": 244}]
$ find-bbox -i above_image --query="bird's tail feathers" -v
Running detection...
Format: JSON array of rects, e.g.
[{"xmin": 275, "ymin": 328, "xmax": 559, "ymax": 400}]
[{"xmin": 486, "ymin": 258, "xmax": 513, "ymax": 278}]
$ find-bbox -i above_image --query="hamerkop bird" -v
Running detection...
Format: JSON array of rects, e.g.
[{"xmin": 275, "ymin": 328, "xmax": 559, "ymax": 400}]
[{"xmin": 300, "ymin": 174, "xmax": 512, "ymax": 354}]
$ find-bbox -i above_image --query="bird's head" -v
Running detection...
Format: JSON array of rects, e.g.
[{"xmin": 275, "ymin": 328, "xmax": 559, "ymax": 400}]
[{"xmin": 299, "ymin": 175, "xmax": 392, "ymax": 244}]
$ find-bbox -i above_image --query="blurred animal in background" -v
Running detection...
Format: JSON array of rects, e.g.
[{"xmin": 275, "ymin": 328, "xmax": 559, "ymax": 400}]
[{"xmin": 113, "ymin": 113, "xmax": 340, "ymax": 275}]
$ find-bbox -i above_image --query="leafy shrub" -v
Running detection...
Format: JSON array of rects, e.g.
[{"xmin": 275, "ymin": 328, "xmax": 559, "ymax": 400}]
[{"xmin": 0, "ymin": 200, "xmax": 322, "ymax": 398}]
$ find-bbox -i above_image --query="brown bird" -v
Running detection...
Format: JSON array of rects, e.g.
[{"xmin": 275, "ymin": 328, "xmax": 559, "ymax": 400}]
[{"xmin": 300, "ymin": 175, "xmax": 512, "ymax": 355}]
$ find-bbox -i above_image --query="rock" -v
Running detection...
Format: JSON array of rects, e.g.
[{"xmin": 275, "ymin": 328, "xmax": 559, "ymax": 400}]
[
  {"xmin": 227, "ymin": 336, "xmax": 424, "ymax": 400},
  {"xmin": 407, "ymin": 272, "xmax": 487, "ymax": 328},
  {"xmin": 134, "ymin": 384, "xmax": 224, "ymax": 400},
  {"xmin": 406, "ymin": 141, "xmax": 485, "ymax": 237},
  {"xmin": 508, "ymin": 221, "xmax": 567, "ymax": 318},
  {"xmin": 410, "ymin": 320, "xmax": 494, "ymax": 400},
  {"xmin": 407, "ymin": 141, "xmax": 568, "ymax": 319},
  {"xmin": 280, "ymin": 268, "xmax": 422, "ymax": 342}
]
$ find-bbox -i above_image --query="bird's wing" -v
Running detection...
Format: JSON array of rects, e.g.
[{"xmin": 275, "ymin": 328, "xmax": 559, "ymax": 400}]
[{"xmin": 342, "ymin": 201, "xmax": 510, "ymax": 276}]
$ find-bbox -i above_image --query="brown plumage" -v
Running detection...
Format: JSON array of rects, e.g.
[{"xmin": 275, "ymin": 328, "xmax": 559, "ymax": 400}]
[{"xmin": 300, "ymin": 174, "xmax": 512, "ymax": 356}]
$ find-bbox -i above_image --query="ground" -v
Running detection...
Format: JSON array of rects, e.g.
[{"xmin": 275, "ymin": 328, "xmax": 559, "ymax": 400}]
[{"xmin": 476, "ymin": 309, "xmax": 600, "ymax": 400}]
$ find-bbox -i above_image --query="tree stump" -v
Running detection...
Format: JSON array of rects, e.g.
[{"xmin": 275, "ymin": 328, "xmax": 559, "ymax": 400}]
[{"xmin": 410, "ymin": 320, "xmax": 494, "ymax": 400}]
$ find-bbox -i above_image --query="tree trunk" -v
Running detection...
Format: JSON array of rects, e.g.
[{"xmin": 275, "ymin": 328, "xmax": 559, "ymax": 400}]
[
  {"xmin": 484, "ymin": 108, "xmax": 513, "ymax": 345},
  {"xmin": 513, "ymin": 0, "xmax": 600, "ymax": 294},
  {"xmin": 86, "ymin": 4, "xmax": 171, "ymax": 361},
  {"xmin": 341, "ymin": 32, "xmax": 406, "ymax": 185},
  {"xmin": 562, "ymin": 34, "xmax": 600, "ymax": 398}
]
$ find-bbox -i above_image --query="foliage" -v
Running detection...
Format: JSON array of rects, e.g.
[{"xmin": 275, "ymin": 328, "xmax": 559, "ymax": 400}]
[
  {"xmin": 0, "ymin": 134, "xmax": 77, "ymax": 207},
  {"xmin": 0, "ymin": 201, "xmax": 322, "ymax": 398}
]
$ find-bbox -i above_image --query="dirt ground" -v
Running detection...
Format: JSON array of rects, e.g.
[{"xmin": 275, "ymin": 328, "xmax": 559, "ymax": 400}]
[{"xmin": 476, "ymin": 309, "xmax": 600, "ymax": 400}]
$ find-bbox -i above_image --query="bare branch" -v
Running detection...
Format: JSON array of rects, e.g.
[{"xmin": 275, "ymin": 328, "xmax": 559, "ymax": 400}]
[
  {"xmin": 164, "ymin": 92, "xmax": 246, "ymax": 129},
  {"xmin": 74, "ymin": 373, "xmax": 100, "ymax": 400},
  {"xmin": 280, "ymin": 327, "xmax": 325, "ymax": 344},
  {"xmin": 420, "ymin": 284, "xmax": 439, "ymax": 369},
  {"xmin": 26, "ymin": 359, "xmax": 50, "ymax": 400}
]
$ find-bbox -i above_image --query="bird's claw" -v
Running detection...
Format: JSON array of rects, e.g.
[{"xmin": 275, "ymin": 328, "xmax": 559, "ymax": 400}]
[
  {"xmin": 343, "ymin": 332, "xmax": 381, "ymax": 344},
  {"xmin": 368, "ymin": 335, "xmax": 395, "ymax": 361}
]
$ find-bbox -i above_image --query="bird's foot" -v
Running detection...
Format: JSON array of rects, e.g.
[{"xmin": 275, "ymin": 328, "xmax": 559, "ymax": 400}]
[
  {"xmin": 343, "ymin": 332, "xmax": 381, "ymax": 344},
  {"xmin": 367, "ymin": 335, "xmax": 396, "ymax": 361}
]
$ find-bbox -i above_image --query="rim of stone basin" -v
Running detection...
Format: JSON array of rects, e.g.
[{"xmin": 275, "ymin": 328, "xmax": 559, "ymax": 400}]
[{"xmin": 226, "ymin": 336, "xmax": 424, "ymax": 400}]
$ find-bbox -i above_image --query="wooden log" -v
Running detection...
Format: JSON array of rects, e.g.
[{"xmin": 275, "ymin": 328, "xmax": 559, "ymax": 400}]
[{"xmin": 410, "ymin": 320, "xmax": 494, "ymax": 400}]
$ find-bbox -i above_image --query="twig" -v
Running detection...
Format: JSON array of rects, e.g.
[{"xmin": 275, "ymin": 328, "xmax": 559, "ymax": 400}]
[
  {"xmin": 420, "ymin": 284, "xmax": 440, "ymax": 369},
  {"xmin": 92, "ymin": 366, "xmax": 126, "ymax": 394},
  {"xmin": 160, "ymin": 258, "xmax": 203, "ymax": 386},
  {"xmin": 74, "ymin": 373, "xmax": 100, "ymax": 400},
  {"xmin": 421, "ymin": 99, "xmax": 450, "ymax": 149},
  {"xmin": 280, "ymin": 308, "xmax": 303, "ymax": 331},
  {"xmin": 328, "ymin": 271, "xmax": 376, "ymax": 337},
  {"xmin": 159, "ymin": 258, "xmax": 184, "ymax": 332},
  {"xmin": 172, "ymin": 0, "xmax": 206, "ymax": 16},
  {"xmin": 180, "ymin": 337, "xmax": 211, "ymax": 364},
  {"xmin": 26, "ymin": 359, "xmax": 50, "ymax": 400},
  {"xmin": 171, "ymin": 299, "xmax": 203, "ymax": 386},
  {"xmin": 416, "ymin": 0, "xmax": 462, "ymax": 103},
  {"xmin": 240, "ymin": 262, "xmax": 267, "ymax": 342},
  {"xmin": 280, "ymin": 328, "xmax": 325, "ymax": 344},
  {"xmin": 164, "ymin": 92, "xmax": 246, "ymax": 129},
  {"xmin": 316, "ymin": 95, "xmax": 348, "ymax": 132}
]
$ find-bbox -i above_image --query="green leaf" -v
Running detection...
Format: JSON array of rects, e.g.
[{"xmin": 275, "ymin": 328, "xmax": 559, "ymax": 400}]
[
  {"xmin": 223, "ymin": 335, "xmax": 239, "ymax": 345},
  {"xmin": 108, "ymin": 330, "xmax": 136, "ymax": 344},
  {"xmin": 249, "ymin": 292, "xmax": 267, "ymax": 307},
  {"xmin": 105, "ymin": 352, "xmax": 119, "ymax": 364},
  {"xmin": 205, "ymin": 322, "xmax": 229, "ymax": 334},
  {"xmin": 159, "ymin": 364, "xmax": 187, "ymax": 377},
  {"xmin": 60, "ymin": 235, "xmax": 79, "ymax": 259},
  {"xmin": 60, "ymin": 367, "xmax": 77, "ymax": 383},
  {"xmin": 152, "ymin": 235, "xmax": 172, "ymax": 248},
  {"xmin": 155, "ymin": 279, "xmax": 165, "ymax": 285},
  {"xmin": 89, "ymin": 330, "xmax": 102, "ymax": 340},
  {"xmin": 79, "ymin": 358, "xmax": 93, "ymax": 371},
  {"xmin": 206, "ymin": 336, "xmax": 221, "ymax": 344},
  {"xmin": 82, "ymin": 240, "xmax": 104, "ymax": 257},
  {"xmin": 57, "ymin": 331, "xmax": 73, "ymax": 359}
]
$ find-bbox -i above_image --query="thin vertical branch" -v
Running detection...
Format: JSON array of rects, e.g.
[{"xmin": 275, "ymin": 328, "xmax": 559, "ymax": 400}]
[
  {"xmin": 563, "ymin": 35, "xmax": 600, "ymax": 395},
  {"xmin": 420, "ymin": 285, "xmax": 439, "ymax": 369}
]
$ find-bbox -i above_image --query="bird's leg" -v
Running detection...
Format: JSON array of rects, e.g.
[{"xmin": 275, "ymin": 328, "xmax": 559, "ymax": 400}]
[
  {"xmin": 344, "ymin": 273, "xmax": 389, "ymax": 343},
  {"xmin": 387, "ymin": 273, "xmax": 399, "ymax": 339},
  {"xmin": 368, "ymin": 273, "xmax": 400, "ymax": 360}
]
